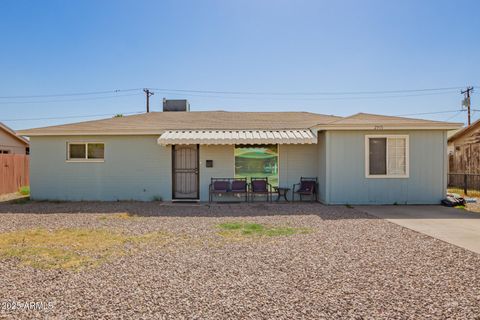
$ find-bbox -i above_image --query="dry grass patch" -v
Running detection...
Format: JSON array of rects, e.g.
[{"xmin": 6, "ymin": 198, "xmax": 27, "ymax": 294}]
[
  {"xmin": 217, "ymin": 222, "xmax": 311, "ymax": 239},
  {"xmin": 448, "ymin": 187, "xmax": 480, "ymax": 198},
  {"xmin": 97, "ymin": 212, "xmax": 137, "ymax": 221},
  {"xmin": 0, "ymin": 228, "xmax": 170, "ymax": 270}
]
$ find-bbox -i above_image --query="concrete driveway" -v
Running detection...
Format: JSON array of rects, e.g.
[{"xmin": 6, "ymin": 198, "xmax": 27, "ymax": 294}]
[{"xmin": 359, "ymin": 205, "xmax": 480, "ymax": 254}]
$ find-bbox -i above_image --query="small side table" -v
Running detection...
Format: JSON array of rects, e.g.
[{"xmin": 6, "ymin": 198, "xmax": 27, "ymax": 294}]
[{"xmin": 274, "ymin": 187, "xmax": 291, "ymax": 202}]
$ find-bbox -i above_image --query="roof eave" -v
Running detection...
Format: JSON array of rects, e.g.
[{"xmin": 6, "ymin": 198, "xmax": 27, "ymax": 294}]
[
  {"xmin": 17, "ymin": 127, "xmax": 320, "ymax": 136},
  {"xmin": 16, "ymin": 130, "xmax": 167, "ymax": 136},
  {"xmin": 0, "ymin": 125, "xmax": 30, "ymax": 145},
  {"xmin": 447, "ymin": 123, "xmax": 480, "ymax": 143},
  {"xmin": 313, "ymin": 124, "xmax": 463, "ymax": 131}
]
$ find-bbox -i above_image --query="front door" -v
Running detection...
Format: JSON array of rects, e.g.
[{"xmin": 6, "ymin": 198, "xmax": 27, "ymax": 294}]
[{"xmin": 172, "ymin": 145, "xmax": 199, "ymax": 199}]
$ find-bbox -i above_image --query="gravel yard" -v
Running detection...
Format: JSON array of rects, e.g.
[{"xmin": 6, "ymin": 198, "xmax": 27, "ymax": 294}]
[{"xmin": 0, "ymin": 202, "xmax": 478, "ymax": 319}]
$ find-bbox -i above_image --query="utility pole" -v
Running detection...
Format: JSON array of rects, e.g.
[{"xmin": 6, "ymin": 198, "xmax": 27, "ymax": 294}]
[
  {"xmin": 143, "ymin": 88, "xmax": 154, "ymax": 113},
  {"xmin": 461, "ymin": 86, "xmax": 474, "ymax": 125}
]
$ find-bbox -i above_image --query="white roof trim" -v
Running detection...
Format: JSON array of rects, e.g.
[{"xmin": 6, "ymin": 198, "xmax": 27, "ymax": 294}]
[
  {"xmin": 157, "ymin": 130, "xmax": 317, "ymax": 145},
  {"xmin": 0, "ymin": 123, "xmax": 29, "ymax": 145},
  {"xmin": 313, "ymin": 124, "xmax": 462, "ymax": 131}
]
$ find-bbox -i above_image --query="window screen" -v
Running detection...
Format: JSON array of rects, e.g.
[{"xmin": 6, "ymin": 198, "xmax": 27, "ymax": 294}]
[
  {"xmin": 69, "ymin": 144, "xmax": 86, "ymax": 159},
  {"xmin": 87, "ymin": 143, "xmax": 105, "ymax": 159},
  {"xmin": 367, "ymin": 136, "xmax": 408, "ymax": 177},
  {"xmin": 387, "ymin": 138, "xmax": 406, "ymax": 175},
  {"xmin": 68, "ymin": 143, "xmax": 104, "ymax": 160},
  {"xmin": 369, "ymin": 138, "xmax": 386, "ymax": 175}
]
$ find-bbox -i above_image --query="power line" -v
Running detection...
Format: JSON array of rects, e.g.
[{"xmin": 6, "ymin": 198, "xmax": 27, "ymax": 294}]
[
  {"xmin": 0, "ymin": 85, "xmax": 477, "ymax": 100},
  {"xmin": 0, "ymin": 93, "xmax": 143, "ymax": 105},
  {"xmin": 0, "ymin": 89, "xmax": 463, "ymax": 105},
  {"xmin": 394, "ymin": 110, "xmax": 464, "ymax": 116},
  {"xmin": 0, "ymin": 88, "xmax": 142, "ymax": 99},
  {"xmin": 444, "ymin": 111, "xmax": 465, "ymax": 122},
  {"xmin": 151, "ymin": 86, "xmax": 471, "ymax": 96},
  {"xmin": 0, "ymin": 85, "xmax": 475, "ymax": 102},
  {"xmin": 161, "ymin": 90, "xmax": 461, "ymax": 101},
  {"xmin": 0, "ymin": 110, "xmax": 144, "ymax": 122}
]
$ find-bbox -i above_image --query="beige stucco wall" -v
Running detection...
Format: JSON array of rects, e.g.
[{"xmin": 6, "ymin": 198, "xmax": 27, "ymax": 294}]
[
  {"xmin": 325, "ymin": 130, "xmax": 447, "ymax": 204},
  {"xmin": 0, "ymin": 129, "xmax": 28, "ymax": 154},
  {"xmin": 279, "ymin": 144, "xmax": 319, "ymax": 200},
  {"xmin": 29, "ymin": 136, "xmax": 322, "ymax": 202},
  {"xmin": 27, "ymin": 130, "xmax": 448, "ymax": 204},
  {"xmin": 317, "ymin": 132, "xmax": 327, "ymax": 202},
  {"xmin": 30, "ymin": 135, "xmax": 172, "ymax": 201},
  {"xmin": 199, "ymin": 145, "xmax": 235, "ymax": 201},
  {"xmin": 200, "ymin": 144, "xmax": 320, "ymax": 201}
]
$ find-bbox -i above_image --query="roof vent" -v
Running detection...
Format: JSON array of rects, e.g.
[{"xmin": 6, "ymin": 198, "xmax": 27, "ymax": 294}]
[{"xmin": 163, "ymin": 99, "xmax": 190, "ymax": 112}]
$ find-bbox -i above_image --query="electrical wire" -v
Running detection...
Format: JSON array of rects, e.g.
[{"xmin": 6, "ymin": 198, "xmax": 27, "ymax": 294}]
[
  {"xmin": 0, "ymin": 85, "xmax": 475, "ymax": 99},
  {"xmin": 0, "ymin": 110, "xmax": 145, "ymax": 122},
  {"xmin": 153, "ymin": 90, "xmax": 461, "ymax": 101},
  {"xmin": 0, "ymin": 88, "xmax": 142, "ymax": 99},
  {"xmin": 0, "ymin": 89, "xmax": 464, "ymax": 105},
  {"xmin": 150, "ymin": 86, "xmax": 468, "ymax": 96},
  {"xmin": 0, "ymin": 93, "xmax": 143, "ymax": 105},
  {"xmin": 394, "ymin": 110, "xmax": 464, "ymax": 117},
  {"xmin": 444, "ymin": 111, "xmax": 465, "ymax": 121}
]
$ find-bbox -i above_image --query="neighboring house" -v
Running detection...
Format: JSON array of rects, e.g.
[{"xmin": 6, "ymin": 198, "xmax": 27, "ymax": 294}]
[
  {"xmin": 18, "ymin": 105, "xmax": 461, "ymax": 204},
  {"xmin": 448, "ymin": 119, "xmax": 480, "ymax": 173},
  {"xmin": 0, "ymin": 122, "xmax": 30, "ymax": 195},
  {"xmin": 0, "ymin": 122, "xmax": 29, "ymax": 154}
]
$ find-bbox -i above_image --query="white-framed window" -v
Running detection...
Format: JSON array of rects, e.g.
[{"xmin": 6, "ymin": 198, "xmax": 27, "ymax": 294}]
[
  {"xmin": 67, "ymin": 142, "xmax": 105, "ymax": 162},
  {"xmin": 0, "ymin": 149, "xmax": 10, "ymax": 154},
  {"xmin": 365, "ymin": 135, "xmax": 409, "ymax": 178}
]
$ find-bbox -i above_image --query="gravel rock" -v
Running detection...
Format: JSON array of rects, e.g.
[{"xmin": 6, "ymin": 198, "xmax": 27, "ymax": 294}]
[{"xmin": 0, "ymin": 202, "xmax": 478, "ymax": 319}]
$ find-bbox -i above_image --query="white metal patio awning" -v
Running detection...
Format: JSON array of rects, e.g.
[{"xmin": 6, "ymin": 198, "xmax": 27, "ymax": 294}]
[{"xmin": 157, "ymin": 129, "xmax": 317, "ymax": 145}]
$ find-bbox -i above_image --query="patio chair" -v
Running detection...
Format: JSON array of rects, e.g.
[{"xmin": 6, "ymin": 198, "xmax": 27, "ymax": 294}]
[
  {"xmin": 292, "ymin": 177, "xmax": 318, "ymax": 202},
  {"xmin": 250, "ymin": 177, "xmax": 272, "ymax": 202},
  {"xmin": 209, "ymin": 179, "xmax": 230, "ymax": 203},
  {"xmin": 231, "ymin": 178, "xmax": 249, "ymax": 202}
]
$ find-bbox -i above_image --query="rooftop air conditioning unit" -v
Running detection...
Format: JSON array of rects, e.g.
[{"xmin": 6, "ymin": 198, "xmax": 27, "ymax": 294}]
[{"xmin": 163, "ymin": 99, "xmax": 190, "ymax": 112}]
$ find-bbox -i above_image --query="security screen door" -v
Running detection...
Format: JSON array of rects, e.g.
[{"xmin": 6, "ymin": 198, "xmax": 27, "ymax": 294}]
[{"xmin": 172, "ymin": 145, "xmax": 199, "ymax": 199}]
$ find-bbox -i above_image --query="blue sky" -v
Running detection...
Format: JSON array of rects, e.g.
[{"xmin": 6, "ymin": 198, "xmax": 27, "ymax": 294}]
[{"xmin": 0, "ymin": 0, "xmax": 478, "ymax": 130}]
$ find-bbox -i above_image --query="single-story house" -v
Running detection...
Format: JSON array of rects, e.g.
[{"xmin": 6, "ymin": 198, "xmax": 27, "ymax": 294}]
[
  {"xmin": 0, "ymin": 122, "xmax": 29, "ymax": 154},
  {"xmin": 18, "ymin": 105, "xmax": 461, "ymax": 204},
  {"xmin": 448, "ymin": 119, "xmax": 480, "ymax": 174}
]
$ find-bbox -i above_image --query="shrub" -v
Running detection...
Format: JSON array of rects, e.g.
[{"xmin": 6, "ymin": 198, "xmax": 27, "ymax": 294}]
[{"xmin": 18, "ymin": 186, "xmax": 30, "ymax": 195}]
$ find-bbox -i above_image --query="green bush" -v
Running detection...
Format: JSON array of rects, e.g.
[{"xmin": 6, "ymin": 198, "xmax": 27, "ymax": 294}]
[{"xmin": 18, "ymin": 186, "xmax": 30, "ymax": 196}]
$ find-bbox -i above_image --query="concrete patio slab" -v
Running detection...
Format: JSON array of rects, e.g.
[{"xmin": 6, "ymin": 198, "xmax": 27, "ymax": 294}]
[{"xmin": 359, "ymin": 205, "xmax": 480, "ymax": 254}]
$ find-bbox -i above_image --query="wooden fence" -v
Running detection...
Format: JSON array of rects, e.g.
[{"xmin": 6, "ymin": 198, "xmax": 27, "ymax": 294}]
[
  {"xmin": 449, "ymin": 143, "xmax": 480, "ymax": 174},
  {"xmin": 0, "ymin": 154, "xmax": 29, "ymax": 195}
]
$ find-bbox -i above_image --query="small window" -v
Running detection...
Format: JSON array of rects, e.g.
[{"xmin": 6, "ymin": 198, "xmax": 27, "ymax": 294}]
[
  {"xmin": 69, "ymin": 144, "xmax": 86, "ymax": 159},
  {"xmin": 87, "ymin": 143, "xmax": 105, "ymax": 159},
  {"xmin": 366, "ymin": 135, "xmax": 408, "ymax": 178},
  {"xmin": 0, "ymin": 149, "xmax": 10, "ymax": 154},
  {"xmin": 68, "ymin": 143, "xmax": 104, "ymax": 161},
  {"xmin": 369, "ymin": 138, "xmax": 386, "ymax": 175}
]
